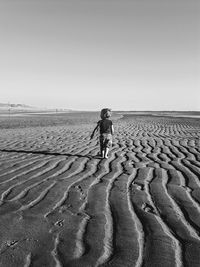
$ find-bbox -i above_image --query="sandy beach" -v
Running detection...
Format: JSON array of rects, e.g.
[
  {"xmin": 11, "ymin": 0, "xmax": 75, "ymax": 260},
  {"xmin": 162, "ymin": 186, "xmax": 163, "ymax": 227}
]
[{"xmin": 0, "ymin": 113, "xmax": 200, "ymax": 266}]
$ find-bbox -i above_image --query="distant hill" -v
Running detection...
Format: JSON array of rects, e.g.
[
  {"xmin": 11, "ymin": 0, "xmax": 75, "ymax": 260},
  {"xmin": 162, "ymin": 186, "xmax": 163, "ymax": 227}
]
[
  {"xmin": 0, "ymin": 103, "xmax": 36, "ymax": 109},
  {"xmin": 0, "ymin": 103, "xmax": 73, "ymax": 114},
  {"xmin": 0, "ymin": 103, "xmax": 35, "ymax": 108}
]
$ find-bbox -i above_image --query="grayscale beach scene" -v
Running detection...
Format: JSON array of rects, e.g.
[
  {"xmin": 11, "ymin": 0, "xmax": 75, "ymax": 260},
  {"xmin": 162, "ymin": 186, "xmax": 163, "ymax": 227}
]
[{"xmin": 0, "ymin": 0, "xmax": 199, "ymax": 266}]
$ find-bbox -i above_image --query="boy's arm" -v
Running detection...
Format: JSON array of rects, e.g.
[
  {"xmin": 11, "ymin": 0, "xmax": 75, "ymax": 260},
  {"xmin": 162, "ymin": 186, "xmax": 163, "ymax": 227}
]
[{"xmin": 90, "ymin": 123, "xmax": 99, "ymax": 139}]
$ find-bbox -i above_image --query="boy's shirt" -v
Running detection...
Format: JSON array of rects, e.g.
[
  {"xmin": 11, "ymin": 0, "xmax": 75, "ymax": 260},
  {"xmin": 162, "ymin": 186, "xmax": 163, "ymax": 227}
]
[{"xmin": 98, "ymin": 119, "xmax": 113, "ymax": 134}]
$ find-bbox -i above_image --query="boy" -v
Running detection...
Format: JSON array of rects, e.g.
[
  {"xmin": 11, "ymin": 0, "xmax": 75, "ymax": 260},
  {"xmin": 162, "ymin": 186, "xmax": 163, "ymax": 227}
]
[{"xmin": 90, "ymin": 108, "xmax": 114, "ymax": 159}]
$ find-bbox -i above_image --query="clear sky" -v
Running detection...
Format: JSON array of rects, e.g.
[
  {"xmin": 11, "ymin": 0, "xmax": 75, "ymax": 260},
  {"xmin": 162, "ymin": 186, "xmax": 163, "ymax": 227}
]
[{"xmin": 0, "ymin": 0, "xmax": 199, "ymax": 110}]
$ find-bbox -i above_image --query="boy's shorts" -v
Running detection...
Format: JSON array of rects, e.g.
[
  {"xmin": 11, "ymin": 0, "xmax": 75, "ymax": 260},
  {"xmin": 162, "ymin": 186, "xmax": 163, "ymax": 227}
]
[{"xmin": 99, "ymin": 133, "xmax": 112, "ymax": 149}]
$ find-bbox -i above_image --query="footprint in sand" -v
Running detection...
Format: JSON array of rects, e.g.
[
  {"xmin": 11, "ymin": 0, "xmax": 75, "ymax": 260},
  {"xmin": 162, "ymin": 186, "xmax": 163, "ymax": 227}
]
[{"xmin": 142, "ymin": 203, "xmax": 156, "ymax": 214}]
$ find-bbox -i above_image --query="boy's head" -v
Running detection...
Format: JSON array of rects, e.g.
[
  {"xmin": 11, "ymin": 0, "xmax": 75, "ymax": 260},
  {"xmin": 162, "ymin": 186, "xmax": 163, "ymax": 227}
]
[{"xmin": 100, "ymin": 108, "xmax": 112, "ymax": 119}]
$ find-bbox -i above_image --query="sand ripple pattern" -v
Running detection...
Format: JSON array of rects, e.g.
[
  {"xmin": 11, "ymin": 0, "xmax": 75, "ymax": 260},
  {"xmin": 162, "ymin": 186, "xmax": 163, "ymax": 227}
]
[{"xmin": 0, "ymin": 116, "xmax": 200, "ymax": 267}]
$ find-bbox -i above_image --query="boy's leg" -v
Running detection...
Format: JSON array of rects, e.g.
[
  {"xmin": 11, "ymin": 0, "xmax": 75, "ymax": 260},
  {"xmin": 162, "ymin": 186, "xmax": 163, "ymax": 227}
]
[
  {"xmin": 100, "ymin": 144, "xmax": 105, "ymax": 158},
  {"xmin": 99, "ymin": 135, "xmax": 103, "ymax": 156},
  {"xmin": 104, "ymin": 148, "xmax": 109, "ymax": 158},
  {"xmin": 104, "ymin": 134, "xmax": 112, "ymax": 158}
]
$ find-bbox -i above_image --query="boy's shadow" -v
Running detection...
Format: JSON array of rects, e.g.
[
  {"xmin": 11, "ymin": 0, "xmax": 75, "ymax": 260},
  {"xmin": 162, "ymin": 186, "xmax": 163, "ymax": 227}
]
[{"xmin": 0, "ymin": 149, "xmax": 102, "ymax": 160}]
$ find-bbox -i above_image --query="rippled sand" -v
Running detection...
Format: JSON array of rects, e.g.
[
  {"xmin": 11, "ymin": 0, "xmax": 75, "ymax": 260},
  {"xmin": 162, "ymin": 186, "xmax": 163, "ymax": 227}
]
[{"xmin": 0, "ymin": 114, "xmax": 200, "ymax": 267}]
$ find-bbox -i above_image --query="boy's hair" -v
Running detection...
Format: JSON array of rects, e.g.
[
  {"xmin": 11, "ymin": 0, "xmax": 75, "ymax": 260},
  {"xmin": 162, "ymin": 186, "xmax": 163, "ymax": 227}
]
[{"xmin": 100, "ymin": 108, "xmax": 112, "ymax": 119}]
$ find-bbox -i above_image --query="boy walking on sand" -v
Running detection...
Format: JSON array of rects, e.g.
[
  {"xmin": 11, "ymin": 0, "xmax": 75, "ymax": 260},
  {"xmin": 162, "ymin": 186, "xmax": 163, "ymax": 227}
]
[{"xmin": 90, "ymin": 108, "xmax": 114, "ymax": 159}]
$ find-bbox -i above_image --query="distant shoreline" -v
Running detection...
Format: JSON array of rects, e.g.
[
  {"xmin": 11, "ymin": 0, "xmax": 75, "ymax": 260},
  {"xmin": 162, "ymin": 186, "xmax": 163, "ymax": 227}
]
[
  {"xmin": 117, "ymin": 112, "xmax": 200, "ymax": 119},
  {"xmin": 0, "ymin": 110, "xmax": 199, "ymax": 119}
]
